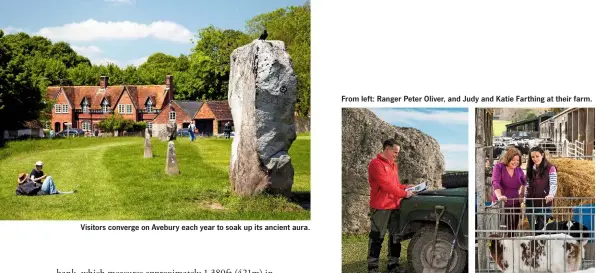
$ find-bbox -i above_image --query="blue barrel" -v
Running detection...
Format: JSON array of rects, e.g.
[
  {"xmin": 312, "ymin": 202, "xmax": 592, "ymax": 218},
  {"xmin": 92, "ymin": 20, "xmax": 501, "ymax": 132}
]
[{"xmin": 573, "ymin": 203, "xmax": 595, "ymax": 241}]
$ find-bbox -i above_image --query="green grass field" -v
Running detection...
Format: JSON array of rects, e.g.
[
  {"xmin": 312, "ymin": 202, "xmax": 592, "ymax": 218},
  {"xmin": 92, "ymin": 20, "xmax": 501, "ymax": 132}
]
[
  {"xmin": 0, "ymin": 134, "xmax": 310, "ymax": 220},
  {"xmin": 493, "ymin": 120, "xmax": 510, "ymax": 136},
  {"xmin": 343, "ymin": 234, "xmax": 409, "ymax": 273}
]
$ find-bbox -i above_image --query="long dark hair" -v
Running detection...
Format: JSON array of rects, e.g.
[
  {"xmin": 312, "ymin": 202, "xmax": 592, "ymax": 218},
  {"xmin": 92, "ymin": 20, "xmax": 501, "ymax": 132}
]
[{"xmin": 526, "ymin": 146, "xmax": 550, "ymax": 180}]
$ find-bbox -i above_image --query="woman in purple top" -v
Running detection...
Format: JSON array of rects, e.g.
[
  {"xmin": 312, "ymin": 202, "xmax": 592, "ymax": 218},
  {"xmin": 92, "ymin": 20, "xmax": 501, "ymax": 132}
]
[
  {"xmin": 523, "ymin": 146, "xmax": 558, "ymax": 230},
  {"xmin": 492, "ymin": 147, "xmax": 526, "ymax": 234}
]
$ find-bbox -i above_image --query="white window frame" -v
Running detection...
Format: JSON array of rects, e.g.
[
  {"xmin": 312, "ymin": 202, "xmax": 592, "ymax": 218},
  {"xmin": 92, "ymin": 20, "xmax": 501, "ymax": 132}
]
[
  {"xmin": 62, "ymin": 104, "xmax": 68, "ymax": 113},
  {"xmin": 55, "ymin": 104, "xmax": 62, "ymax": 113},
  {"xmin": 146, "ymin": 100, "xmax": 153, "ymax": 112},
  {"xmin": 82, "ymin": 121, "xmax": 91, "ymax": 131},
  {"xmin": 118, "ymin": 104, "xmax": 125, "ymax": 114},
  {"xmin": 102, "ymin": 100, "xmax": 109, "ymax": 113},
  {"xmin": 126, "ymin": 104, "xmax": 132, "ymax": 114},
  {"xmin": 147, "ymin": 122, "xmax": 153, "ymax": 130},
  {"xmin": 169, "ymin": 111, "xmax": 176, "ymax": 121}
]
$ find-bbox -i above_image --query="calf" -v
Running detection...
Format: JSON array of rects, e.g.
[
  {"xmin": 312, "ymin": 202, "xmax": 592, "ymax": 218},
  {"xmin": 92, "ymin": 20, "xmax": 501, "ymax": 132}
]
[
  {"xmin": 543, "ymin": 220, "xmax": 591, "ymax": 240},
  {"xmin": 487, "ymin": 233, "xmax": 584, "ymax": 272}
]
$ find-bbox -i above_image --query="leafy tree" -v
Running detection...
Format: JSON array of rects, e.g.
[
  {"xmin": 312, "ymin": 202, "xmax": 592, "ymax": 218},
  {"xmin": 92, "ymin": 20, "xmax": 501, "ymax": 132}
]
[
  {"xmin": 67, "ymin": 63, "xmax": 97, "ymax": 85},
  {"xmin": 245, "ymin": 3, "xmax": 310, "ymax": 116},
  {"xmin": 121, "ymin": 65, "xmax": 141, "ymax": 85},
  {"xmin": 190, "ymin": 26, "xmax": 251, "ymax": 100},
  {"xmin": 0, "ymin": 30, "xmax": 45, "ymax": 143},
  {"xmin": 50, "ymin": 41, "xmax": 91, "ymax": 68},
  {"xmin": 137, "ymin": 53, "xmax": 178, "ymax": 84}
]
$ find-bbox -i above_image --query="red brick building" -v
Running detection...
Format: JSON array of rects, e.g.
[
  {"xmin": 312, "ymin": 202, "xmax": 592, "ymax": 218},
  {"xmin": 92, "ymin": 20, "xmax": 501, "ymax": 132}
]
[
  {"xmin": 152, "ymin": 100, "xmax": 233, "ymax": 136},
  {"xmin": 194, "ymin": 101, "xmax": 234, "ymax": 135},
  {"xmin": 48, "ymin": 75, "xmax": 173, "ymax": 134},
  {"xmin": 48, "ymin": 75, "xmax": 234, "ymax": 137}
]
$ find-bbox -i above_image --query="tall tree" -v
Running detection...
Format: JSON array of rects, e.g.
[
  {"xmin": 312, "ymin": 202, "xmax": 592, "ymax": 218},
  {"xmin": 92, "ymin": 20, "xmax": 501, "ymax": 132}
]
[
  {"xmin": 0, "ymin": 30, "xmax": 45, "ymax": 143},
  {"xmin": 137, "ymin": 53, "xmax": 178, "ymax": 84},
  {"xmin": 245, "ymin": 3, "xmax": 311, "ymax": 116},
  {"xmin": 190, "ymin": 26, "xmax": 251, "ymax": 100}
]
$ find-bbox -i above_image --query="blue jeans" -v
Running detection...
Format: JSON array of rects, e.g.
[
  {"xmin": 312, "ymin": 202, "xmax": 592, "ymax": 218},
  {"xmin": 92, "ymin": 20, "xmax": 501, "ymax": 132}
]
[
  {"xmin": 189, "ymin": 131, "xmax": 195, "ymax": 141},
  {"xmin": 41, "ymin": 176, "xmax": 58, "ymax": 194}
]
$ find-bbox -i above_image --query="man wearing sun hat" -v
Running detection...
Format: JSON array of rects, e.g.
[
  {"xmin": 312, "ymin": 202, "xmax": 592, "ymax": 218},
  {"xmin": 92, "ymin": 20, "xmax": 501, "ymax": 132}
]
[
  {"xmin": 26, "ymin": 161, "xmax": 77, "ymax": 195},
  {"xmin": 30, "ymin": 161, "xmax": 47, "ymax": 184}
]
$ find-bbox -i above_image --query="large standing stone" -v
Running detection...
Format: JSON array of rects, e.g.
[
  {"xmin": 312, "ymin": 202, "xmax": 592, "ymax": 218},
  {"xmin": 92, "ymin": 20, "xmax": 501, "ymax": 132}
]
[
  {"xmin": 342, "ymin": 108, "xmax": 445, "ymax": 234},
  {"xmin": 144, "ymin": 128, "xmax": 153, "ymax": 158},
  {"xmin": 228, "ymin": 40, "xmax": 298, "ymax": 197},
  {"xmin": 165, "ymin": 141, "xmax": 180, "ymax": 175}
]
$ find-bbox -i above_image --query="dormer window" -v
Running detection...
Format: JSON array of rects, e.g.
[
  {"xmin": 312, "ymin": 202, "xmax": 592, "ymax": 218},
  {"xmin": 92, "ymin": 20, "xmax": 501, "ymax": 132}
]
[
  {"xmin": 81, "ymin": 98, "xmax": 89, "ymax": 113},
  {"xmin": 146, "ymin": 99, "xmax": 153, "ymax": 112},
  {"xmin": 101, "ymin": 99, "xmax": 109, "ymax": 113}
]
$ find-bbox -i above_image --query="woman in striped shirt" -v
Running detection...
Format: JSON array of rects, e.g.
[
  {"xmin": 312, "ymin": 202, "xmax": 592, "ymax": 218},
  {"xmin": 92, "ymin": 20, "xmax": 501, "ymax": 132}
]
[{"xmin": 524, "ymin": 146, "xmax": 558, "ymax": 231}]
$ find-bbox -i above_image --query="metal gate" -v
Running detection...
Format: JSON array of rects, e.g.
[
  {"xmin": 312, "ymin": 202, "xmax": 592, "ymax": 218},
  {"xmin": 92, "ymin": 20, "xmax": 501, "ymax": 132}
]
[{"xmin": 476, "ymin": 197, "xmax": 595, "ymax": 272}]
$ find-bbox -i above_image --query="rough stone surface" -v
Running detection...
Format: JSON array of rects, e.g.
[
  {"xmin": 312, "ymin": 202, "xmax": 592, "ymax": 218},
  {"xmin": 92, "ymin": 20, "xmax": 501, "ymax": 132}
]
[
  {"xmin": 165, "ymin": 141, "xmax": 180, "ymax": 175},
  {"xmin": 342, "ymin": 108, "xmax": 445, "ymax": 234},
  {"xmin": 144, "ymin": 128, "xmax": 153, "ymax": 158},
  {"xmin": 228, "ymin": 40, "xmax": 297, "ymax": 197},
  {"xmin": 159, "ymin": 121, "xmax": 177, "ymax": 142}
]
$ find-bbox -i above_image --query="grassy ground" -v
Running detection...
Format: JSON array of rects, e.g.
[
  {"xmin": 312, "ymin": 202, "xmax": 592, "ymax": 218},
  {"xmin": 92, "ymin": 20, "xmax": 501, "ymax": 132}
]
[
  {"xmin": 0, "ymin": 134, "xmax": 310, "ymax": 220},
  {"xmin": 343, "ymin": 234, "xmax": 410, "ymax": 273},
  {"xmin": 492, "ymin": 120, "xmax": 510, "ymax": 136}
]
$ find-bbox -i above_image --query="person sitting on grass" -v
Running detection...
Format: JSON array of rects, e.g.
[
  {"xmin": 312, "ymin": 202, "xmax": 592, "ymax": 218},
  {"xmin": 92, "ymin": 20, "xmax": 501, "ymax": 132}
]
[
  {"xmin": 16, "ymin": 161, "xmax": 77, "ymax": 195},
  {"xmin": 16, "ymin": 172, "xmax": 76, "ymax": 196}
]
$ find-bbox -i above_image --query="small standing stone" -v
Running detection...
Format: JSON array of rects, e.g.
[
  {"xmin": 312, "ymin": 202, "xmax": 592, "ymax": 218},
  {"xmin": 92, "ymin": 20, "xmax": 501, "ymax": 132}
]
[
  {"xmin": 144, "ymin": 128, "xmax": 153, "ymax": 158},
  {"xmin": 165, "ymin": 141, "xmax": 180, "ymax": 175}
]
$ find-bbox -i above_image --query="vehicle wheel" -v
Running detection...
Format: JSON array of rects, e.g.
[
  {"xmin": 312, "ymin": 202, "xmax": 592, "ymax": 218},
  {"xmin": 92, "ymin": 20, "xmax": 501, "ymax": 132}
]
[
  {"xmin": 407, "ymin": 228, "xmax": 467, "ymax": 273},
  {"xmin": 441, "ymin": 172, "xmax": 468, "ymax": 189}
]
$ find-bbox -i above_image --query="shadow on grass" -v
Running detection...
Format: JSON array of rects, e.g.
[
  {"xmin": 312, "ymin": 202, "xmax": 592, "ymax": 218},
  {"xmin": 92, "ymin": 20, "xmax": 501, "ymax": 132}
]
[{"xmin": 289, "ymin": 191, "xmax": 310, "ymax": 210}]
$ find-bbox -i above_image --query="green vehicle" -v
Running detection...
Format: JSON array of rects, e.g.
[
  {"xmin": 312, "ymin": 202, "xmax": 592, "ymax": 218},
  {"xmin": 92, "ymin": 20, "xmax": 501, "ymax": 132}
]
[{"xmin": 396, "ymin": 172, "xmax": 469, "ymax": 273}]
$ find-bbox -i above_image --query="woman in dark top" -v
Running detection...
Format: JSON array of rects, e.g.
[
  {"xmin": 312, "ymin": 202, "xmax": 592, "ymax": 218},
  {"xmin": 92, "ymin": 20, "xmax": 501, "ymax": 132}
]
[{"xmin": 523, "ymin": 146, "xmax": 558, "ymax": 230}]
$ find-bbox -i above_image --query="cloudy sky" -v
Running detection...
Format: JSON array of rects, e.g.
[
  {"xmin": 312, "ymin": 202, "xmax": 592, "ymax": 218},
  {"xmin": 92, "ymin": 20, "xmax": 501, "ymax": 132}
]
[
  {"xmin": 0, "ymin": 0, "xmax": 305, "ymax": 67},
  {"xmin": 370, "ymin": 108, "xmax": 469, "ymax": 171}
]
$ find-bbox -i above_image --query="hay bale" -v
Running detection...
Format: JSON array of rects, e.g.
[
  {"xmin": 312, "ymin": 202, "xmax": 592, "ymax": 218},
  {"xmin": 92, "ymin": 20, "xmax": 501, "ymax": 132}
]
[
  {"xmin": 551, "ymin": 158, "xmax": 594, "ymax": 198},
  {"xmin": 549, "ymin": 157, "xmax": 594, "ymax": 221}
]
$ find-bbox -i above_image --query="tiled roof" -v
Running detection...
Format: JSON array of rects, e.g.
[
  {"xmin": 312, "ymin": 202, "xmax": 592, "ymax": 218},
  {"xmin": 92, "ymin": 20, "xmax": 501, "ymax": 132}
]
[
  {"xmin": 174, "ymin": 100, "xmax": 203, "ymax": 119},
  {"xmin": 205, "ymin": 100, "xmax": 233, "ymax": 120},
  {"xmin": 47, "ymin": 85, "xmax": 168, "ymax": 110}
]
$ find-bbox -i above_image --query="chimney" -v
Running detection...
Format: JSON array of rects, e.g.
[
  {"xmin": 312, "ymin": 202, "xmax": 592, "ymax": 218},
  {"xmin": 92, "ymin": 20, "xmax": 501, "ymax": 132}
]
[
  {"xmin": 165, "ymin": 75, "xmax": 174, "ymax": 101},
  {"xmin": 100, "ymin": 76, "xmax": 109, "ymax": 89}
]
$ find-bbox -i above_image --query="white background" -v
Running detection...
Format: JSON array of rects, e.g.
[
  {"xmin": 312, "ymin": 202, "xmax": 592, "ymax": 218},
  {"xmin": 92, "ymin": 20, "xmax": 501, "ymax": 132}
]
[{"xmin": 2, "ymin": 0, "xmax": 596, "ymax": 272}]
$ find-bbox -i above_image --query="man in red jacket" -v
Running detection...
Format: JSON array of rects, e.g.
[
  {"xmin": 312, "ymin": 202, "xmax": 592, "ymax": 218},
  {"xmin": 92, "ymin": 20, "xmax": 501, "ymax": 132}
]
[{"xmin": 367, "ymin": 139, "xmax": 413, "ymax": 273}]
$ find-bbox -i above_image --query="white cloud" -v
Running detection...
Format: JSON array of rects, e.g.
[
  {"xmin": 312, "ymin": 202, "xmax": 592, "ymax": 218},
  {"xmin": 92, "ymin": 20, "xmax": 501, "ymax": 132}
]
[
  {"xmin": 440, "ymin": 144, "xmax": 468, "ymax": 153},
  {"xmin": 71, "ymin": 45, "xmax": 103, "ymax": 55},
  {"xmin": 70, "ymin": 44, "xmax": 147, "ymax": 67},
  {"xmin": 371, "ymin": 109, "xmax": 468, "ymax": 125},
  {"xmin": 37, "ymin": 19, "xmax": 192, "ymax": 43},
  {"xmin": 2, "ymin": 26, "xmax": 25, "ymax": 34}
]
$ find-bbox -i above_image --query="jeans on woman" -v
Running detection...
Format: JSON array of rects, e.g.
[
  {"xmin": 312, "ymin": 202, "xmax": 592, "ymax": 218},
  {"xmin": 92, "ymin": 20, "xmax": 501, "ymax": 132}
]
[
  {"xmin": 41, "ymin": 176, "xmax": 75, "ymax": 194},
  {"xmin": 41, "ymin": 176, "xmax": 58, "ymax": 194}
]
